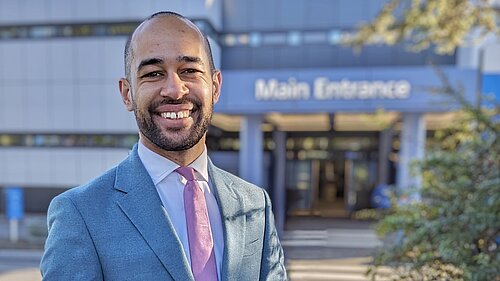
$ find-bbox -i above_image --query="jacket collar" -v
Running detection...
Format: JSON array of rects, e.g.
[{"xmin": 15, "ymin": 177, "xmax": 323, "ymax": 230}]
[
  {"xmin": 208, "ymin": 160, "xmax": 246, "ymax": 281},
  {"xmin": 114, "ymin": 144, "xmax": 194, "ymax": 281}
]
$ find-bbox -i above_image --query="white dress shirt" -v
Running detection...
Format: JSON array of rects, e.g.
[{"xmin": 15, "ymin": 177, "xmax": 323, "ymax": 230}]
[{"xmin": 138, "ymin": 141, "xmax": 224, "ymax": 280}]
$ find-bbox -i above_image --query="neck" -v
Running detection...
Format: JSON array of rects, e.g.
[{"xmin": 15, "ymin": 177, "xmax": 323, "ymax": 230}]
[{"xmin": 139, "ymin": 135, "xmax": 205, "ymax": 166}]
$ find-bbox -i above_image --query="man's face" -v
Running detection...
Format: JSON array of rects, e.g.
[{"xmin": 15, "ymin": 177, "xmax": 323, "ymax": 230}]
[{"xmin": 120, "ymin": 17, "xmax": 221, "ymax": 152}]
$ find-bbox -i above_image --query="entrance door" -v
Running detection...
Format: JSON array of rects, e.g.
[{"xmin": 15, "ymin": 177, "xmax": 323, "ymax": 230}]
[
  {"xmin": 284, "ymin": 160, "xmax": 319, "ymax": 216},
  {"xmin": 345, "ymin": 152, "xmax": 378, "ymax": 214},
  {"xmin": 285, "ymin": 153, "xmax": 377, "ymax": 217},
  {"xmin": 313, "ymin": 159, "xmax": 347, "ymax": 217},
  {"xmin": 285, "ymin": 159, "xmax": 348, "ymax": 217}
]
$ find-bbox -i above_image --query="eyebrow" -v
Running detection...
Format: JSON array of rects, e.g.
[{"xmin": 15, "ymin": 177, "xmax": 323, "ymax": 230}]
[
  {"xmin": 177, "ymin": 55, "xmax": 205, "ymax": 67},
  {"xmin": 137, "ymin": 57, "xmax": 164, "ymax": 73}
]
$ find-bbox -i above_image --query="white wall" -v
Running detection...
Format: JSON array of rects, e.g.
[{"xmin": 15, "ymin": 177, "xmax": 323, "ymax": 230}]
[
  {"xmin": 456, "ymin": 30, "xmax": 500, "ymax": 72},
  {"xmin": 0, "ymin": 38, "xmax": 136, "ymax": 133},
  {"xmin": 0, "ymin": 147, "xmax": 129, "ymax": 187},
  {"xmin": 0, "ymin": 0, "xmax": 222, "ymax": 30},
  {"xmin": 483, "ymin": 43, "xmax": 500, "ymax": 74}
]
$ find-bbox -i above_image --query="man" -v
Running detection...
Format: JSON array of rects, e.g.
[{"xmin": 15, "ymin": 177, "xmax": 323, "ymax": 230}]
[{"xmin": 40, "ymin": 11, "xmax": 287, "ymax": 281}]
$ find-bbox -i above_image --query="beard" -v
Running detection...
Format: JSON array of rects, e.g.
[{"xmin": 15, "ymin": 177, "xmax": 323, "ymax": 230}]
[{"xmin": 133, "ymin": 95, "xmax": 213, "ymax": 151}]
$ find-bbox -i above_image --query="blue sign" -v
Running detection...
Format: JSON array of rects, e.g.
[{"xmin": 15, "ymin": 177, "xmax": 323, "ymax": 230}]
[
  {"xmin": 482, "ymin": 73, "xmax": 500, "ymax": 104},
  {"xmin": 217, "ymin": 66, "xmax": 478, "ymax": 114},
  {"xmin": 5, "ymin": 187, "xmax": 24, "ymax": 220}
]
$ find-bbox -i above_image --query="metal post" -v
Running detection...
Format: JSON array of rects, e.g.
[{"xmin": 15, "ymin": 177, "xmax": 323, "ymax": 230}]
[
  {"xmin": 9, "ymin": 219, "xmax": 19, "ymax": 243},
  {"xmin": 378, "ymin": 128, "xmax": 393, "ymax": 185},
  {"xmin": 476, "ymin": 48, "xmax": 484, "ymax": 109},
  {"xmin": 272, "ymin": 130, "xmax": 286, "ymax": 237}
]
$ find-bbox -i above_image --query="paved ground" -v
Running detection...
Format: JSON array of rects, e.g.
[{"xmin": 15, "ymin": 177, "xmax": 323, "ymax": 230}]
[
  {"xmin": 0, "ymin": 216, "xmax": 385, "ymax": 281},
  {"xmin": 0, "ymin": 249, "xmax": 42, "ymax": 281}
]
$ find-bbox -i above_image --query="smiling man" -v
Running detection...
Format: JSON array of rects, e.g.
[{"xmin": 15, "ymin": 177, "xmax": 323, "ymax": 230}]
[{"xmin": 40, "ymin": 11, "xmax": 287, "ymax": 281}]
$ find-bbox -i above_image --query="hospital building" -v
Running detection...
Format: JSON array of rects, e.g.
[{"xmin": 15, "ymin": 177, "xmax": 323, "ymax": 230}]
[{"xmin": 1, "ymin": 0, "xmax": 499, "ymax": 234}]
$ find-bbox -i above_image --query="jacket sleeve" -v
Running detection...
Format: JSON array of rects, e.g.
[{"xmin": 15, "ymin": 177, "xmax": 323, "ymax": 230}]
[
  {"xmin": 259, "ymin": 190, "xmax": 288, "ymax": 280},
  {"xmin": 40, "ymin": 194, "xmax": 103, "ymax": 281}
]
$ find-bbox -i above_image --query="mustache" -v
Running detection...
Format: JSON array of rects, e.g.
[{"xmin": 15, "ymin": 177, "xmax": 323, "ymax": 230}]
[{"xmin": 148, "ymin": 97, "xmax": 202, "ymax": 112}]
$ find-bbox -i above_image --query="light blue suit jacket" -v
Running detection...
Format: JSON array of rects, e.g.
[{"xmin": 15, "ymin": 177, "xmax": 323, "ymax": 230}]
[{"xmin": 40, "ymin": 145, "xmax": 287, "ymax": 280}]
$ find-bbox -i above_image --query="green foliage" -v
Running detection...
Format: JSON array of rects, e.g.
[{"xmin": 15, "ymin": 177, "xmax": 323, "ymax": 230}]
[
  {"xmin": 367, "ymin": 82, "xmax": 500, "ymax": 280},
  {"xmin": 346, "ymin": 0, "xmax": 500, "ymax": 54}
]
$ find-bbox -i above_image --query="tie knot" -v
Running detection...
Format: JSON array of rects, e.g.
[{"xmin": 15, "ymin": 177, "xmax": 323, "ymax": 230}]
[{"xmin": 176, "ymin": 166, "xmax": 196, "ymax": 181}]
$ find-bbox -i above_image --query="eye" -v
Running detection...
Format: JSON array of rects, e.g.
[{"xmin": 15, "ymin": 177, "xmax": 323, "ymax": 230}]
[
  {"xmin": 141, "ymin": 71, "xmax": 163, "ymax": 78},
  {"xmin": 181, "ymin": 68, "xmax": 200, "ymax": 74}
]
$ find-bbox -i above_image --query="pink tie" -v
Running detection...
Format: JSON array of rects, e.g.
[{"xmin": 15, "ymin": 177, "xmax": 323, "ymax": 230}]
[{"xmin": 176, "ymin": 167, "xmax": 218, "ymax": 281}]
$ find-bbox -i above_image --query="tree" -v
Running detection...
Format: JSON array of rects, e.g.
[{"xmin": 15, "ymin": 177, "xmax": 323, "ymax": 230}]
[
  {"xmin": 346, "ymin": 0, "xmax": 500, "ymax": 54},
  {"xmin": 346, "ymin": 1, "xmax": 500, "ymax": 280},
  {"xmin": 366, "ymin": 70, "xmax": 499, "ymax": 280}
]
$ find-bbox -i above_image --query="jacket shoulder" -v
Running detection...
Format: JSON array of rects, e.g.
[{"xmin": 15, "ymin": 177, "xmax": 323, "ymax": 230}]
[
  {"xmin": 214, "ymin": 165, "xmax": 263, "ymax": 188},
  {"xmin": 53, "ymin": 166, "xmax": 118, "ymax": 204},
  {"xmin": 210, "ymin": 164, "xmax": 269, "ymax": 201}
]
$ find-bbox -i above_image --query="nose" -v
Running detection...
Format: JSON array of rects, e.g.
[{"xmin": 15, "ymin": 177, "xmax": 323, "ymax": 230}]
[{"xmin": 160, "ymin": 73, "xmax": 188, "ymax": 99}]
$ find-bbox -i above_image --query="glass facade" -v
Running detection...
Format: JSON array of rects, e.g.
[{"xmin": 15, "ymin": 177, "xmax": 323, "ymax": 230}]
[{"xmin": 0, "ymin": 133, "xmax": 138, "ymax": 149}]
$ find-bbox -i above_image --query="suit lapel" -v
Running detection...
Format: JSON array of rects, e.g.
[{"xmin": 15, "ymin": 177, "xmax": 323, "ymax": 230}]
[
  {"xmin": 114, "ymin": 145, "xmax": 194, "ymax": 281},
  {"xmin": 208, "ymin": 160, "xmax": 246, "ymax": 281}
]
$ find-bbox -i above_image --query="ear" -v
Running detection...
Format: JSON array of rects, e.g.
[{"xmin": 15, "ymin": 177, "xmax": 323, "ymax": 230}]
[
  {"xmin": 119, "ymin": 78, "xmax": 134, "ymax": 111},
  {"xmin": 212, "ymin": 70, "xmax": 222, "ymax": 104}
]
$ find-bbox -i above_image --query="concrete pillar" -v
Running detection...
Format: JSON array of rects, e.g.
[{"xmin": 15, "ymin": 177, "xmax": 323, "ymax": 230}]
[
  {"xmin": 396, "ymin": 113, "xmax": 426, "ymax": 200},
  {"xmin": 239, "ymin": 115, "xmax": 263, "ymax": 187},
  {"xmin": 272, "ymin": 130, "xmax": 286, "ymax": 237}
]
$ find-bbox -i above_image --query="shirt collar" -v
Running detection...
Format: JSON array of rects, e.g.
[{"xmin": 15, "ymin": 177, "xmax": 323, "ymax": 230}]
[{"xmin": 138, "ymin": 141, "xmax": 209, "ymax": 185}]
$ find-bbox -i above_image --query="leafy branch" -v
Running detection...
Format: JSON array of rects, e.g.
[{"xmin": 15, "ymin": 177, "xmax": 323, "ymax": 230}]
[{"xmin": 345, "ymin": 0, "xmax": 500, "ymax": 54}]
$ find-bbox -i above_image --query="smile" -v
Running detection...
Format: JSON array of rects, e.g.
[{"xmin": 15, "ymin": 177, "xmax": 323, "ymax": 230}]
[{"xmin": 159, "ymin": 111, "xmax": 191, "ymax": 119}]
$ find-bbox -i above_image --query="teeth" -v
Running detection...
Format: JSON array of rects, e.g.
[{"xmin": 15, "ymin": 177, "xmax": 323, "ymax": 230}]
[{"xmin": 160, "ymin": 111, "xmax": 190, "ymax": 120}]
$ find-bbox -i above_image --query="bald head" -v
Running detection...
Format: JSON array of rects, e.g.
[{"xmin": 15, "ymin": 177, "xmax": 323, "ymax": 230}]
[{"xmin": 124, "ymin": 11, "xmax": 215, "ymax": 81}]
